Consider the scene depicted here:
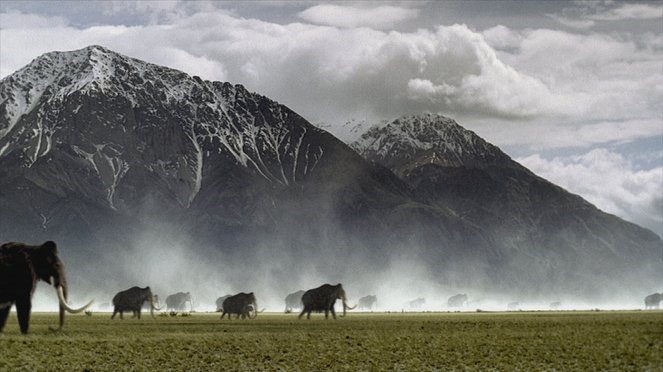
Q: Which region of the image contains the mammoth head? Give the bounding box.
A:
[30,241,94,330]
[33,241,66,287]
[335,284,345,300]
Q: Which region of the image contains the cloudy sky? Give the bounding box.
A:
[1,0,662,235]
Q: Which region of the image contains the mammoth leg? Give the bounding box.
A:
[111,309,117,319]
[16,296,32,334]
[120,311,124,320]
[324,309,329,319]
[137,309,141,320]
[0,304,11,333]
[220,311,227,320]
[298,307,306,319]
[330,306,336,320]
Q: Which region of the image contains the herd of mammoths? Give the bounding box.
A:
[1,241,662,334]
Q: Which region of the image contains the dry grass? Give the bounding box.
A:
[1,311,661,370]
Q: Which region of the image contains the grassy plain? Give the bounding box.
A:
[1,311,661,371]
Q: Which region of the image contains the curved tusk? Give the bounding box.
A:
[57,286,94,313]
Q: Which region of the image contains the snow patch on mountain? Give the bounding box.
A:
[0,45,326,209]
[352,113,511,170]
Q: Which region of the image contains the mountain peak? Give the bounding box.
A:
[352,113,511,176]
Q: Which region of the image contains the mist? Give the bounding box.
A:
[28,222,659,314]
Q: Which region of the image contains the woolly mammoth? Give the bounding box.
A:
[0,241,94,334]
[358,295,377,310]
[166,292,193,312]
[220,292,258,320]
[644,293,662,309]
[299,283,356,320]
[216,294,232,312]
[111,286,161,319]
[448,294,468,308]
[284,290,305,313]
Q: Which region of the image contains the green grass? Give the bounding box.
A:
[1,311,661,370]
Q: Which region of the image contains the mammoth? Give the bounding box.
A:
[0,241,94,334]
[644,293,662,309]
[284,290,305,313]
[220,292,258,320]
[299,283,356,320]
[358,295,378,311]
[549,301,562,310]
[448,294,468,308]
[111,286,161,319]
[166,292,193,312]
[216,294,232,312]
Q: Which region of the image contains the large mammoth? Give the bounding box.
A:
[0,241,94,334]
[284,290,305,313]
[166,292,193,312]
[216,294,232,312]
[220,292,258,320]
[111,286,161,319]
[644,293,662,309]
[448,294,468,308]
[299,283,356,319]
[358,295,378,310]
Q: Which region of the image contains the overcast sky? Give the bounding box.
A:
[1,0,661,235]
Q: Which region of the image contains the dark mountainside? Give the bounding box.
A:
[0,46,660,302]
[352,115,662,297]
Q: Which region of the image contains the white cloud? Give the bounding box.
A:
[549,2,663,28]
[0,8,661,149]
[546,14,595,29]
[0,10,69,29]
[588,3,663,21]
[297,4,419,29]
[518,149,663,236]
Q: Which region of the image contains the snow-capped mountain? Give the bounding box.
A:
[1,45,330,211]
[353,114,662,296]
[1,46,660,299]
[352,113,513,175]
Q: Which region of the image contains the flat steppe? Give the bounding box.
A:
[1,311,661,370]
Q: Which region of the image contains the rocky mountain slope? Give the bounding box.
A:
[353,114,662,297]
[1,46,659,299]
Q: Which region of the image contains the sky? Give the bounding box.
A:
[0,0,662,236]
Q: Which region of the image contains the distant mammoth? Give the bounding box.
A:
[216,294,232,312]
[220,292,258,320]
[166,292,193,312]
[644,293,662,309]
[408,298,426,309]
[549,302,562,310]
[448,294,468,308]
[0,241,94,334]
[358,295,378,310]
[299,283,356,319]
[112,286,161,319]
[284,290,305,313]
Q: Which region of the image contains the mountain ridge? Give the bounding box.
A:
[1,46,660,300]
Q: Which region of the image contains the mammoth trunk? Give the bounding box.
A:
[150,297,161,317]
[57,285,67,330]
